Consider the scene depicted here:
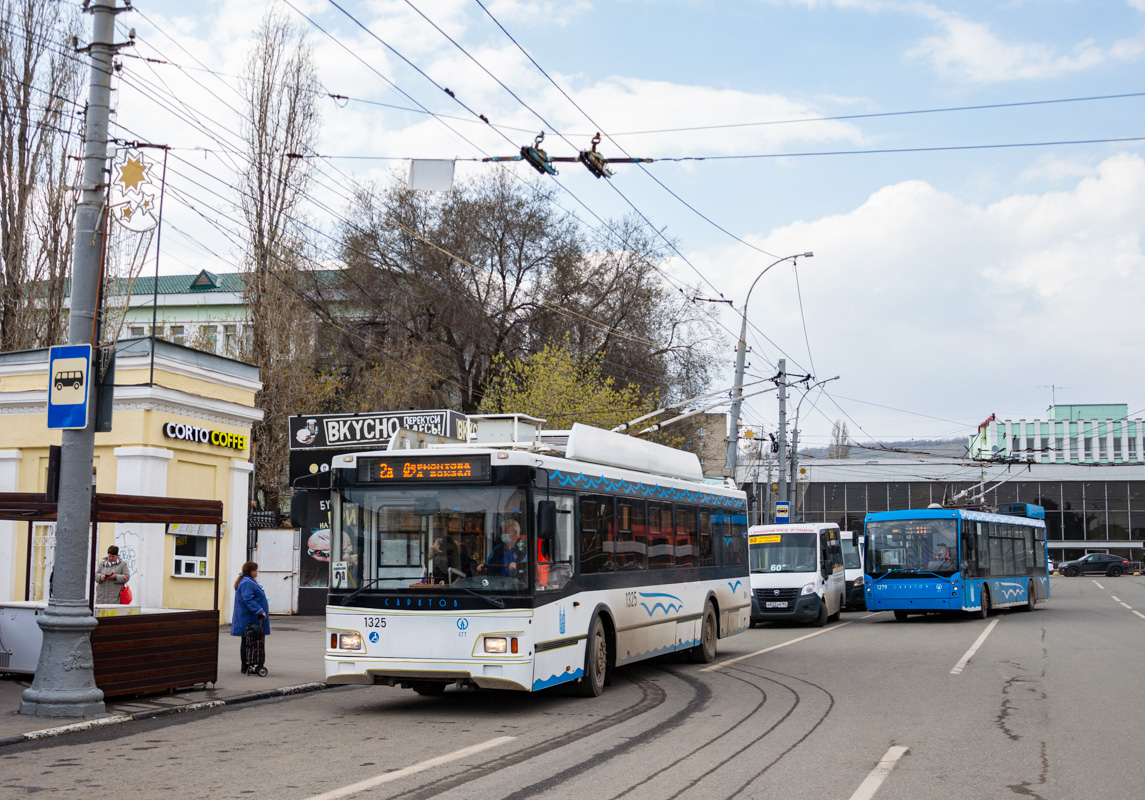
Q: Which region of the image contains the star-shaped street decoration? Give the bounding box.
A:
[117,155,149,192]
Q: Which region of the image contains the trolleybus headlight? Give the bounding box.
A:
[339,632,363,651]
[800,583,816,595]
[484,637,508,654]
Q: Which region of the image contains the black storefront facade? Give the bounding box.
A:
[287,410,469,613]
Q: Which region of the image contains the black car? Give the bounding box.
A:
[1057,553,1130,577]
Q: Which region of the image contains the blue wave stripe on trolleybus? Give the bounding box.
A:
[533,668,585,690]
[547,470,746,509]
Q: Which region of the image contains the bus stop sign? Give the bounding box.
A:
[48,344,92,429]
[774,501,790,523]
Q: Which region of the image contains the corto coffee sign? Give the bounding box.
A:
[288,410,467,450]
[164,421,249,451]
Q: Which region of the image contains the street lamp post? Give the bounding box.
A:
[788,375,840,520]
[725,252,813,481]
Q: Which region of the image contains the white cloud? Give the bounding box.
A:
[694,153,1145,439]
[906,11,1144,82]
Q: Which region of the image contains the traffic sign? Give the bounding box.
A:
[47,344,92,429]
[774,501,790,523]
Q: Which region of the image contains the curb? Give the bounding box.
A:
[0,682,329,748]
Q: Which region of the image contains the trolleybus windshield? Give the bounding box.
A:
[336,485,530,594]
[866,518,958,576]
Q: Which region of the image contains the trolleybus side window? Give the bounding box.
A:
[647,503,674,569]
[536,493,575,591]
[697,509,716,567]
[676,506,698,567]
[617,500,648,571]
[579,495,616,574]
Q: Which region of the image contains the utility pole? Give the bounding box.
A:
[776,359,787,520]
[21,0,120,718]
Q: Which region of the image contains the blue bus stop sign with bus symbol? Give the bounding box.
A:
[774,501,790,523]
[48,344,92,429]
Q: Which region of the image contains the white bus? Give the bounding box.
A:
[748,523,845,627]
[840,530,865,610]
[302,420,750,697]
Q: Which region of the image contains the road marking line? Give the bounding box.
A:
[951,618,1000,675]
[1120,603,1133,610]
[847,745,910,800]
[861,611,885,619]
[1093,581,1105,589]
[1134,611,1145,620]
[1112,596,1121,602]
[302,736,516,800]
[702,622,854,672]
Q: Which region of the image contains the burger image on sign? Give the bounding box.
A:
[306,530,354,563]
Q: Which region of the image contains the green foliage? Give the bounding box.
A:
[479,340,658,432]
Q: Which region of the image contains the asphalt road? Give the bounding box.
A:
[3,575,1142,800]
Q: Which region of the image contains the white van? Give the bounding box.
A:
[840,530,865,610]
[748,523,845,627]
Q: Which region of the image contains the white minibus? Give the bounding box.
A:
[840,530,865,610]
[748,523,845,627]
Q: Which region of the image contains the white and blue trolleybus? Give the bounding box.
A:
[309,419,750,696]
[863,503,1050,620]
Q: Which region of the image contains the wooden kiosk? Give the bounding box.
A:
[1,492,223,698]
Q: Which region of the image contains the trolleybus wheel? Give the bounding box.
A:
[687,602,718,664]
[577,616,608,697]
[893,610,909,621]
[976,589,991,620]
[411,681,446,696]
[1024,584,1038,612]
[813,599,829,627]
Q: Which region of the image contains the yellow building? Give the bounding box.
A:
[0,337,262,623]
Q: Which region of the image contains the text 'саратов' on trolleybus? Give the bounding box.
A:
[294,415,751,697]
[863,502,1050,621]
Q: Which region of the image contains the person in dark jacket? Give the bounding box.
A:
[230,561,269,673]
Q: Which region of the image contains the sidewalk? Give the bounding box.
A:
[0,614,328,744]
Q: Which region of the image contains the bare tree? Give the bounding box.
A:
[828,420,851,459]
[238,7,321,510]
[0,0,82,350]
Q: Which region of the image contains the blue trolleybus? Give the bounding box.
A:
[863,504,1050,620]
[303,419,751,697]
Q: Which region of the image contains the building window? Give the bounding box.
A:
[1113,437,1122,459]
[171,325,185,345]
[129,326,145,337]
[699,427,707,436]
[152,325,165,340]
[202,325,218,353]
[173,535,210,577]
[224,324,237,354]
[1056,438,1065,461]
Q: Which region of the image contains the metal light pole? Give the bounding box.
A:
[788,375,840,520]
[20,0,120,718]
[724,252,813,481]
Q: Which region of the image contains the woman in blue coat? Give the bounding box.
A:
[231,561,269,673]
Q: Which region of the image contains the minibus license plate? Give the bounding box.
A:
[766,601,788,608]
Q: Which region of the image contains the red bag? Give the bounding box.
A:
[119,583,133,605]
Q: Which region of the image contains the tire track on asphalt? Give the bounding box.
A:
[493,667,712,800]
[605,665,770,800]
[677,663,835,800]
[393,672,669,800]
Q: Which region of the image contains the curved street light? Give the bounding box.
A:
[724,252,813,479]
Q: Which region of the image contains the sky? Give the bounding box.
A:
[106,0,1145,452]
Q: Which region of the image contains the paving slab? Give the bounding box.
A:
[0,613,328,744]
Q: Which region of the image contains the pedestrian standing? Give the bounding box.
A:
[230,561,270,674]
[95,545,130,604]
